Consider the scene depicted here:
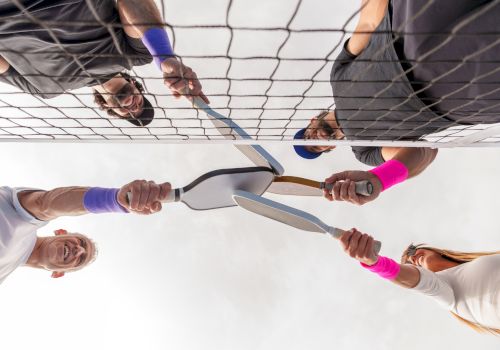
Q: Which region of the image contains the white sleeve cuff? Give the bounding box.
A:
[11,187,48,226]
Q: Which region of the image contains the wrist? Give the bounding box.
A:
[360,256,400,280]
[368,159,408,191]
[83,188,128,214]
[141,28,174,69]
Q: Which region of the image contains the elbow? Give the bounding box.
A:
[407,147,438,178]
[31,192,56,221]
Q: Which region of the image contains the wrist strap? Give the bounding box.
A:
[369,159,408,191]
[141,28,175,69]
[361,256,400,280]
[83,188,128,214]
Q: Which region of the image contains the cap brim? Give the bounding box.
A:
[293,128,323,160]
[125,97,155,127]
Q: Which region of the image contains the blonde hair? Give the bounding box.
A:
[401,244,500,336]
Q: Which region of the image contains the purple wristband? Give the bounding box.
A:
[369,159,408,191]
[141,28,174,69]
[361,256,400,280]
[83,188,128,214]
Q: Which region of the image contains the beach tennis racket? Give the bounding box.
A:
[267,176,373,197]
[233,190,381,254]
[192,97,285,175]
[128,166,274,210]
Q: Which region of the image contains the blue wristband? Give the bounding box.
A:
[83,188,128,214]
[141,28,175,69]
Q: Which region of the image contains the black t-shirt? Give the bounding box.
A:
[0,0,152,98]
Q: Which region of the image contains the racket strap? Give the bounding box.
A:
[142,28,175,69]
[369,159,408,191]
[83,188,128,214]
[361,256,400,280]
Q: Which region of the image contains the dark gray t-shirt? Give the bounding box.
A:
[331,0,500,166]
[0,0,152,98]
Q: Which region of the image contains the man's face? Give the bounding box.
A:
[105,81,145,118]
[37,233,96,273]
[303,113,338,153]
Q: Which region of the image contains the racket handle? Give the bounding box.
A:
[322,180,373,196]
[329,228,382,255]
[126,188,178,204]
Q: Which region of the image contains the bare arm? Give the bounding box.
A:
[116,0,164,39]
[340,228,421,288]
[17,180,172,221]
[347,0,389,56]
[0,55,11,74]
[381,147,438,178]
[17,187,88,221]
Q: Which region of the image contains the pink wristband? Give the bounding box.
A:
[369,159,408,191]
[361,256,400,280]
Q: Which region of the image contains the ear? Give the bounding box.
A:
[54,229,67,236]
[51,271,65,278]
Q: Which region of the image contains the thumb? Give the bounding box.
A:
[324,171,350,184]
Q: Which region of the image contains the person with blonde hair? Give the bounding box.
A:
[339,228,500,334]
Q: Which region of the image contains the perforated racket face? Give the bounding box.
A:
[267,176,323,196]
[232,190,329,233]
[181,167,274,210]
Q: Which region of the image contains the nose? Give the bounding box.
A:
[74,244,85,259]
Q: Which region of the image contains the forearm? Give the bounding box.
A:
[348,0,388,55]
[392,264,421,288]
[381,147,438,178]
[116,0,164,38]
[0,55,11,74]
[18,187,89,221]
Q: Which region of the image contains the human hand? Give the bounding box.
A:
[117,180,171,215]
[339,228,379,266]
[324,170,382,205]
[161,57,209,103]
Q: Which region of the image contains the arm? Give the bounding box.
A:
[17,180,171,221]
[116,0,209,103]
[0,55,10,74]
[340,229,456,308]
[339,228,421,288]
[116,0,163,39]
[381,146,438,178]
[347,0,389,56]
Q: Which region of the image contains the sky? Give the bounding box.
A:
[0,1,499,350]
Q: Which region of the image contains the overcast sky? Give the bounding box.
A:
[0,1,499,349]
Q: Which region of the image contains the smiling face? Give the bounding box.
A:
[302,111,342,154]
[105,81,145,118]
[36,233,97,273]
[406,248,459,272]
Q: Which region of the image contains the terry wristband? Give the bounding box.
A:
[361,256,400,280]
[141,28,175,69]
[83,188,128,214]
[369,159,408,191]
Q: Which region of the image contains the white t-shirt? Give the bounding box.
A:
[413,255,500,329]
[0,187,47,284]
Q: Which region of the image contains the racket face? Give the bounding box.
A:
[182,167,274,210]
[232,190,328,233]
[267,176,323,196]
[193,98,284,175]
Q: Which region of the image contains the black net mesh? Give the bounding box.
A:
[0,0,499,146]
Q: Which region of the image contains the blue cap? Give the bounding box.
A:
[293,128,322,160]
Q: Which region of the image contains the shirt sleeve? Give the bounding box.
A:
[0,66,43,96]
[351,146,385,166]
[11,188,48,227]
[411,266,456,310]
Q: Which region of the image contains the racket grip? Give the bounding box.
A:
[126,189,177,204]
[323,180,373,196]
[329,228,382,255]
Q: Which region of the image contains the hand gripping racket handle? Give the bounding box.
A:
[126,188,178,205]
[330,227,382,255]
[321,180,373,197]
